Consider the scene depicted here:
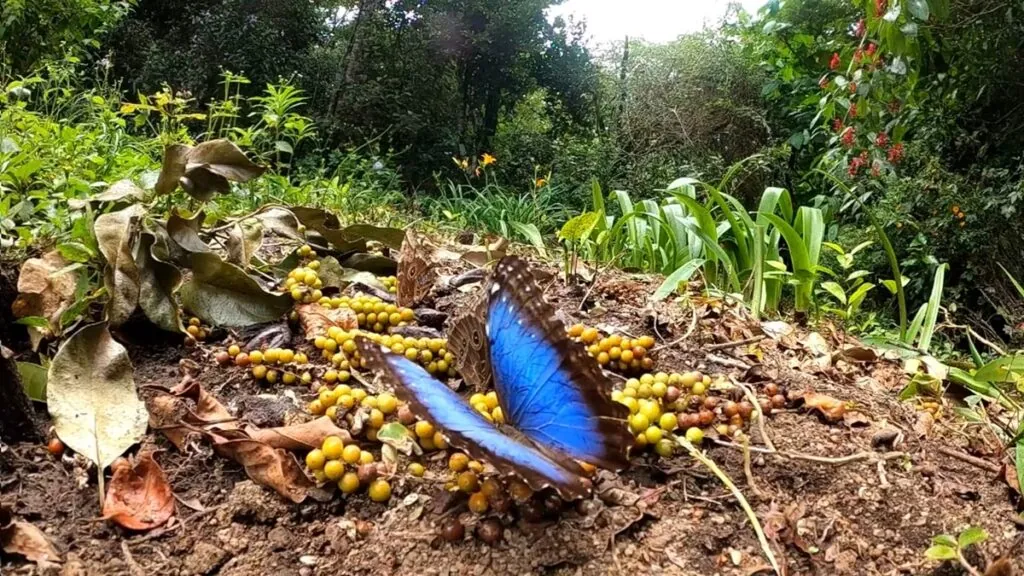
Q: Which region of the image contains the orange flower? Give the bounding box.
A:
[535,177,547,188]
[951,205,960,214]
[480,153,496,166]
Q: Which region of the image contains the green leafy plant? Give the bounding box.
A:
[924,526,987,576]
[818,240,876,323]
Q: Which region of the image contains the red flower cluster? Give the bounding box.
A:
[833,118,844,132]
[830,53,841,70]
[849,82,858,94]
[848,152,869,176]
[888,142,904,163]
[854,48,864,62]
[854,19,866,38]
[849,102,858,118]
[875,132,888,148]
[866,43,877,57]
[841,126,856,148]
[875,0,887,16]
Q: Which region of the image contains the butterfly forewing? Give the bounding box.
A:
[447,292,492,391]
[397,231,437,308]
[486,256,633,471]
[355,337,592,500]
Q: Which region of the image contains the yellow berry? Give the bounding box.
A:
[308,399,324,415]
[377,393,398,414]
[324,459,344,481]
[339,472,360,494]
[305,449,326,470]
[449,453,469,472]
[468,492,489,514]
[228,345,241,357]
[685,427,704,444]
[368,479,391,502]
[359,450,374,465]
[629,413,649,433]
[249,350,264,365]
[252,365,268,380]
[322,436,345,460]
[369,409,385,429]
[659,413,678,432]
[342,444,361,464]
[415,421,435,439]
[408,462,425,477]
[644,426,664,445]
[432,431,448,450]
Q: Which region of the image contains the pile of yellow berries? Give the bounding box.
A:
[283,249,324,303]
[568,325,657,374]
[185,317,209,341]
[346,294,416,333]
[219,343,312,385]
[381,276,398,294]
[468,391,504,424]
[363,332,457,377]
[445,452,515,516]
[304,435,391,502]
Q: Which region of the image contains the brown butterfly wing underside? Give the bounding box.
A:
[488,256,634,472]
[447,291,492,392]
[396,231,437,308]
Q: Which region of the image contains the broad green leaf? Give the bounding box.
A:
[16,361,47,402]
[931,534,957,548]
[15,316,51,329]
[653,259,705,301]
[510,222,547,258]
[998,263,1024,300]
[820,281,847,304]
[973,353,1024,383]
[923,545,957,561]
[95,204,146,326]
[559,212,601,242]
[56,241,96,263]
[957,526,987,548]
[342,224,406,250]
[179,253,292,327]
[48,322,147,469]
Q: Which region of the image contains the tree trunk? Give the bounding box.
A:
[0,343,41,443]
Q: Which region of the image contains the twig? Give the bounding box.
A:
[676,437,781,575]
[733,378,776,452]
[651,298,699,352]
[957,550,984,576]
[711,440,908,466]
[740,434,765,499]
[876,460,890,489]
[707,335,764,352]
[706,353,752,370]
[935,445,1002,474]
[121,541,147,576]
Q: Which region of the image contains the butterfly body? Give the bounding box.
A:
[361,256,630,499]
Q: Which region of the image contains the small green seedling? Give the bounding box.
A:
[925,526,987,575]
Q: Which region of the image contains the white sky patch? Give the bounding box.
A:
[548,0,766,46]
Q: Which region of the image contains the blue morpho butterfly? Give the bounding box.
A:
[356,256,633,499]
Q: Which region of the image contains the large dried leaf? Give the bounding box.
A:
[343,224,406,250]
[296,303,358,341]
[166,211,211,255]
[156,140,265,200]
[136,232,183,333]
[146,377,237,450]
[210,430,312,503]
[340,253,397,275]
[291,207,367,253]
[0,518,61,566]
[47,322,147,469]
[317,256,384,290]
[102,451,174,530]
[68,179,147,210]
[254,206,304,240]
[155,144,190,196]
[247,417,352,451]
[95,204,146,325]
[226,218,264,268]
[11,250,77,337]
[179,252,291,327]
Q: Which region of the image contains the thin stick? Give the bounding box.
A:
[733,378,776,452]
[651,298,699,352]
[706,353,751,370]
[740,434,765,499]
[676,437,781,575]
[706,335,764,352]
[935,446,1002,474]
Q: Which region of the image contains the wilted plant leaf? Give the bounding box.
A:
[209,430,312,503]
[95,204,146,326]
[136,232,184,333]
[296,303,358,341]
[0,517,61,566]
[340,253,397,275]
[317,256,384,290]
[376,422,422,456]
[166,210,211,255]
[179,252,291,327]
[290,206,367,252]
[102,451,174,530]
[12,250,77,340]
[342,224,406,250]
[69,179,147,209]
[247,417,353,451]
[254,206,304,241]
[155,144,190,196]
[156,140,265,200]
[47,322,147,469]
[226,218,264,268]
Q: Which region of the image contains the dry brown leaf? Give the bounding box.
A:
[171,377,236,429]
[102,451,174,530]
[210,430,312,503]
[802,391,848,422]
[147,377,238,450]
[12,250,78,344]
[296,303,357,341]
[0,518,61,566]
[984,558,1014,576]
[246,417,352,451]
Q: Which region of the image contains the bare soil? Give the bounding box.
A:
[2,261,1021,576]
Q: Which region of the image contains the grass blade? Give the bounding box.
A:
[653,259,706,301]
[917,263,947,353]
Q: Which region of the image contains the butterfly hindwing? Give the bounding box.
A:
[486,256,632,471]
[397,231,437,308]
[355,337,592,499]
[447,291,492,391]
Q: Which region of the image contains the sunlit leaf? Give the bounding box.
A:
[179,252,291,326]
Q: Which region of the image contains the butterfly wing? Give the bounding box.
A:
[447,291,492,391]
[397,231,437,308]
[356,337,592,499]
[486,256,633,471]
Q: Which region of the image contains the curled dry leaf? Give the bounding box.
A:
[0,516,61,566]
[136,232,184,333]
[291,206,367,253]
[317,256,385,291]
[179,252,292,327]
[166,210,211,255]
[801,391,848,423]
[247,417,352,451]
[296,303,358,341]
[47,322,147,469]
[210,430,312,503]
[95,204,146,326]
[226,218,264,268]
[156,140,265,200]
[12,250,78,342]
[102,451,174,530]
